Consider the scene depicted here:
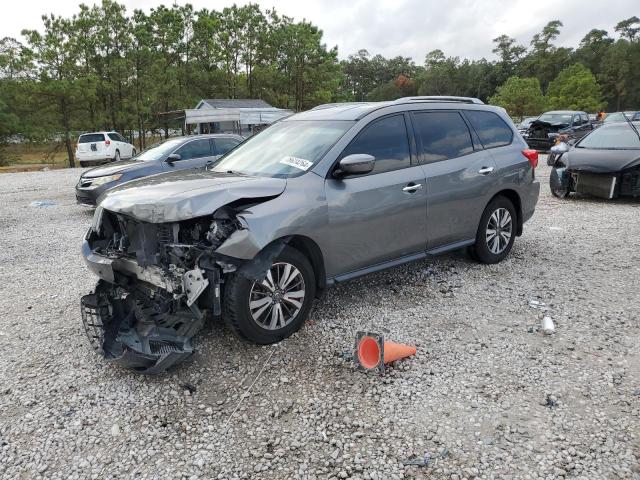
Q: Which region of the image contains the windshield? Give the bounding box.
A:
[211,120,353,177]
[576,125,640,150]
[538,113,572,124]
[136,138,185,162]
[603,112,635,124]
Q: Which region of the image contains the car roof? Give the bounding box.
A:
[543,110,586,115]
[286,97,494,122]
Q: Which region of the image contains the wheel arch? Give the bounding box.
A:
[285,235,327,296]
[488,189,523,236]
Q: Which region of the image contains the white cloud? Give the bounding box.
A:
[3,0,638,63]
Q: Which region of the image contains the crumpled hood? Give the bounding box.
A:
[82,159,145,178]
[528,119,569,133]
[99,169,287,223]
[566,148,640,173]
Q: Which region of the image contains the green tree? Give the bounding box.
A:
[22,14,92,167]
[492,35,525,85]
[615,16,640,42]
[488,76,545,119]
[546,63,604,112]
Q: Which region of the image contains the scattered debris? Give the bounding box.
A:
[110,424,121,436]
[544,394,559,409]
[549,226,564,231]
[542,316,555,335]
[29,200,57,208]
[528,299,547,309]
[180,382,197,394]
[403,452,430,467]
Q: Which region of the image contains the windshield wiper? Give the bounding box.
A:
[225,169,247,176]
[623,114,640,143]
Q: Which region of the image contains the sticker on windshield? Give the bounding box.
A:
[280,156,313,171]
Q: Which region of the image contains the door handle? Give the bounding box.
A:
[402,183,423,193]
[478,166,494,175]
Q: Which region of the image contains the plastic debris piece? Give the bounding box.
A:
[403,452,430,467]
[528,299,546,309]
[542,316,555,335]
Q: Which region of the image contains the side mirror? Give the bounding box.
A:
[334,154,375,178]
[166,153,181,164]
[550,142,569,155]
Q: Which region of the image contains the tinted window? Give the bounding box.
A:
[176,139,212,160]
[214,137,241,155]
[79,134,105,143]
[412,111,473,162]
[465,110,513,148]
[341,115,410,174]
[580,114,589,124]
[107,133,120,142]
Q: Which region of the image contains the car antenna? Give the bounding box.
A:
[623,112,640,142]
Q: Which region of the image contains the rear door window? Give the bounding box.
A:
[107,133,120,142]
[340,114,411,175]
[175,139,212,160]
[79,134,105,143]
[214,137,241,156]
[465,110,513,149]
[412,111,474,163]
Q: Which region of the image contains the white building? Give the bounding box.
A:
[185,99,293,136]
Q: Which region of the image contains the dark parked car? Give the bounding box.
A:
[75,134,243,205]
[525,110,593,151]
[549,121,640,199]
[80,96,540,373]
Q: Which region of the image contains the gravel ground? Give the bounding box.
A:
[0,161,639,480]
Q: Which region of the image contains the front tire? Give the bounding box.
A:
[223,246,316,344]
[550,167,570,198]
[471,196,517,264]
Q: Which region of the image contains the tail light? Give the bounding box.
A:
[522,149,538,168]
[105,139,111,146]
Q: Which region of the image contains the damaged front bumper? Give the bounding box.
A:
[80,205,285,373]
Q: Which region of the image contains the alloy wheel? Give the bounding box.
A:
[486,208,513,255]
[249,262,305,330]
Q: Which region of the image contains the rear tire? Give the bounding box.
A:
[80,161,88,168]
[113,150,120,162]
[223,246,316,344]
[131,148,137,157]
[471,196,517,264]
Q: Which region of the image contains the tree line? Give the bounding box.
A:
[0,1,638,167]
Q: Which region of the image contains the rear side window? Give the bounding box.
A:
[214,137,241,155]
[175,139,212,160]
[465,110,513,149]
[412,111,473,162]
[107,133,120,141]
[340,114,410,175]
[79,134,105,143]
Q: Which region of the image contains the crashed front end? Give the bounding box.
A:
[81,205,250,373]
[525,120,570,151]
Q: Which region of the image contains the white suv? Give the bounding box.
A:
[76,132,136,167]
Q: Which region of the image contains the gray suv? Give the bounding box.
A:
[81,96,540,373]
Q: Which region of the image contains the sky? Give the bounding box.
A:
[2,0,638,61]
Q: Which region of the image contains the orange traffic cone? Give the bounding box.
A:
[354,331,417,372]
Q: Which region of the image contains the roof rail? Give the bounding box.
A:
[393,96,485,105]
[310,102,369,111]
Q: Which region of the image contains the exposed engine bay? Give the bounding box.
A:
[81,204,281,373]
